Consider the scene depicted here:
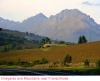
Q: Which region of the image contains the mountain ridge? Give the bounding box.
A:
[0,9,100,42]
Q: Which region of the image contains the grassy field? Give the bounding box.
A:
[0,41,100,68]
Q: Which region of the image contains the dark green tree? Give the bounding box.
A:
[44,37,51,44]
[0,28,2,31]
[40,37,51,47]
[3,45,9,52]
[82,35,87,43]
[78,35,87,44]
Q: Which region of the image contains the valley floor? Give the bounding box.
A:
[0,42,100,75]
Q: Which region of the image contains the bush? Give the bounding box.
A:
[2,46,9,52]
[33,58,48,65]
[0,58,48,67]
[40,58,48,64]
[15,59,33,67]
[0,61,15,66]
[0,61,7,65]
[52,61,59,67]
[84,59,90,67]
[6,61,15,66]
[33,60,41,65]
[96,60,100,68]
[63,54,72,66]
[18,61,32,67]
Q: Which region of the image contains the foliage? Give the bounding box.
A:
[84,59,90,67]
[63,54,72,66]
[33,58,48,65]
[40,58,48,64]
[0,31,38,51]
[96,60,100,67]
[78,35,87,44]
[40,37,51,47]
[58,41,66,44]
[0,28,2,31]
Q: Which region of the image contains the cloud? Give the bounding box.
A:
[82,1,100,6]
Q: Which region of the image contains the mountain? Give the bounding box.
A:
[0,9,100,42]
[20,13,48,33]
[37,9,100,42]
[0,17,20,30]
[0,13,48,32]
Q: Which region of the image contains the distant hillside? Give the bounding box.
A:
[0,28,45,51]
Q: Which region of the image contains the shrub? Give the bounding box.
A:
[33,60,41,65]
[96,60,100,68]
[2,46,9,52]
[6,61,15,66]
[0,61,7,65]
[63,54,72,66]
[84,59,90,67]
[52,61,59,67]
[0,61,15,66]
[33,58,48,65]
[16,59,32,67]
[40,58,48,64]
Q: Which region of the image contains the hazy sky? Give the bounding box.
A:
[0,0,100,23]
